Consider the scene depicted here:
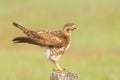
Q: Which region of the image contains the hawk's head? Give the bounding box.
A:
[62,23,76,37]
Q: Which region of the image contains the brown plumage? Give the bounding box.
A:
[12,22,76,71]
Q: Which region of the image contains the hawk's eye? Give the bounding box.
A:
[66,28,70,32]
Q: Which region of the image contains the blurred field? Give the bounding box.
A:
[0,0,120,80]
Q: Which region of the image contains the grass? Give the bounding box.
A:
[0,0,120,80]
[0,50,120,80]
[0,50,50,80]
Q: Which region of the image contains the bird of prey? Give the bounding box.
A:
[12,22,76,71]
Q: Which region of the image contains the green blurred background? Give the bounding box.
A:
[0,0,120,80]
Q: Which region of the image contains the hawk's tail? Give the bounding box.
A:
[13,22,33,36]
[12,37,39,45]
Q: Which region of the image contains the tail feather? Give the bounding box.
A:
[13,22,28,32]
[13,22,33,36]
[12,37,39,45]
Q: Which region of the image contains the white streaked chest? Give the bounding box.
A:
[45,47,51,59]
[44,44,70,61]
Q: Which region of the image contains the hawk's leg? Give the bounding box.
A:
[52,61,63,71]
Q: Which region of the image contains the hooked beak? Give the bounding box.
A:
[74,27,76,29]
[73,27,76,30]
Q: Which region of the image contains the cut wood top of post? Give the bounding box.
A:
[50,70,79,80]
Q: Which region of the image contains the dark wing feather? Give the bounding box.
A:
[12,37,44,46]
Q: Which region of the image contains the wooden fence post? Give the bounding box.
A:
[50,70,79,80]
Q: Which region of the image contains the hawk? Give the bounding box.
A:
[12,22,76,71]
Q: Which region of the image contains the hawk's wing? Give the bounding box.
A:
[30,30,69,47]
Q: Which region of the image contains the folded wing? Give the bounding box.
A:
[30,30,69,47]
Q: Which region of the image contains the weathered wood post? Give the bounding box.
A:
[50,70,79,80]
